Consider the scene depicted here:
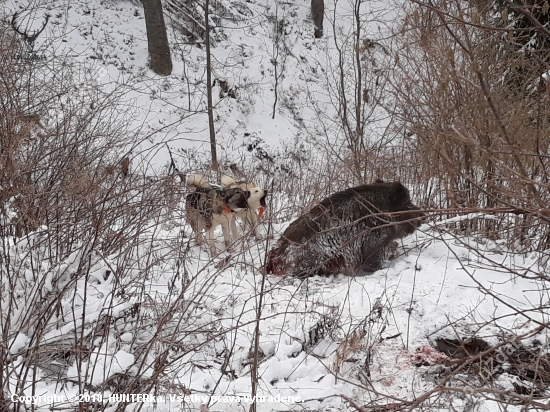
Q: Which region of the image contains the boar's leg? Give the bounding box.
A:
[355,248,384,274]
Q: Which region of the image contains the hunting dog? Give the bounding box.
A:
[186,174,250,254]
[266,180,424,277]
[221,175,268,240]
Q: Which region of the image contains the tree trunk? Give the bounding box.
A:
[311,0,324,38]
[205,0,218,170]
[143,0,172,75]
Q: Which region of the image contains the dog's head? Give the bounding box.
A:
[248,187,268,209]
[223,188,250,212]
[225,179,268,211]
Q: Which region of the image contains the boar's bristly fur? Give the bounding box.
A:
[265,181,424,277]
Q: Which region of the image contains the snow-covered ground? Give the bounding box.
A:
[5,217,549,411]
[2,0,549,411]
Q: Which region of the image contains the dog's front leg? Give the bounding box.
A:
[229,214,239,241]
[221,218,233,251]
[249,209,261,240]
[206,228,217,255]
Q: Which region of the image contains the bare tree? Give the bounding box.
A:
[204,0,218,170]
[391,0,550,246]
[143,0,173,75]
[269,2,290,119]
[304,0,394,183]
[312,0,325,38]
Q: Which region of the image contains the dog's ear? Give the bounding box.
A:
[244,190,251,198]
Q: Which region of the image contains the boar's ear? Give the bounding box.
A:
[374,178,385,184]
[245,190,251,198]
[389,182,411,208]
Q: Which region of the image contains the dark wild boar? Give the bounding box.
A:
[266,180,424,277]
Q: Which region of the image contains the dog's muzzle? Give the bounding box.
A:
[260,192,267,208]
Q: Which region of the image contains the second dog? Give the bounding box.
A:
[186,174,250,254]
[221,175,268,240]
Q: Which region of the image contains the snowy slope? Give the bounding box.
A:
[6,219,548,411]
[2,0,549,411]
[5,0,396,171]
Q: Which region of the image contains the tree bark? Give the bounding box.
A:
[205,0,218,170]
[143,0,173,75]
[312,0,324,38]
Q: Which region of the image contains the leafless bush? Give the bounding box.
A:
[391,0,550,251]
[0,18,190,410]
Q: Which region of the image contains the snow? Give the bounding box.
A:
[1,0,549,410]
[9,333,30,354]
[67,348,135,386]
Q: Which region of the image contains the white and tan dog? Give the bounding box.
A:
[221,175,268,240]
[186,174,250,254]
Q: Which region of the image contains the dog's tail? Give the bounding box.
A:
[187,173,212,188]
[221,174,237,187]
